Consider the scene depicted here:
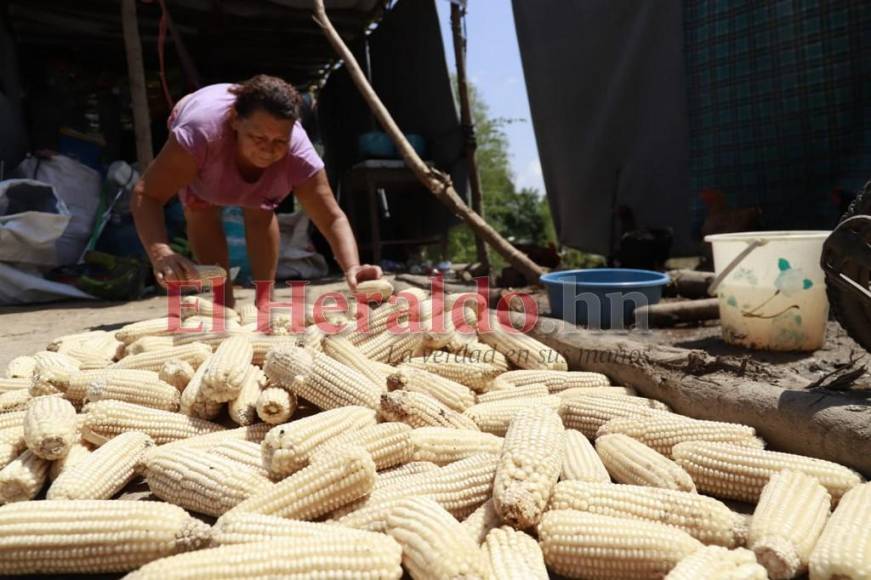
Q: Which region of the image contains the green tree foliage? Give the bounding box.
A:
[447,82,555,265]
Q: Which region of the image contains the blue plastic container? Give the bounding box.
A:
[540,269,670,329]
[357,131,427,159]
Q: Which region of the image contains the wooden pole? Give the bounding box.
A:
[450,3,490,274]
[121,0,154,169]
[312,0,544,284]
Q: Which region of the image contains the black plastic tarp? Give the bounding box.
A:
[512,0,692,256]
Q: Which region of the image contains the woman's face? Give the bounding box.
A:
[231,109,294,169]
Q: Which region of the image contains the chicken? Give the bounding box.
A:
[699,188,763,238]
[610,205,673,271]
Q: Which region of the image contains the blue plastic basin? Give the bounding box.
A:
[540,269,670,329]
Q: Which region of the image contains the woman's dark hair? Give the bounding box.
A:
[229,75,302,121]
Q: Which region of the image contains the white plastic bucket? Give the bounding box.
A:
[705,231,830,351]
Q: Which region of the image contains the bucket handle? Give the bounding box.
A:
[707,239,768,296]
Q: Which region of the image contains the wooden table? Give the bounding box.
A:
[344,159,446,264]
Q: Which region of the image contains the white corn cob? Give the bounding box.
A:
[749,470,831,579]
[172,330,237,350]
[0,377,30,393]
[48,431,153,500]
[484,526,549,580]
[66,369,163,404]
[550,480,749,548]
[559,394,666,438]
[145,445,273,517]
[355,278,394,301]
[403,355,505,392]
[47,330,109,352]
[204,439,270,478]
[347,288,428,344]
[127,335,175,356]
[596,433,697,492]
[30,351,81,396]
[179,355,222,420]
[23,395,77,460]
[245,335,300,365]
[163,263,227,282]
[322,335,389,389]
[5,355,35,379]
[672,441,864,503]
[559,385,638,398]
[357,330,426,364]
[256,386,296,424]
[0,449,48,503]
[337,452,498,532]
[81,400,224,445]
[48,440,93,480]
[387,366,476,412]
[539,510,704,579]
[229,444,376,520]
[228,365,266,426]
[561,429,611,483]
[237,303,259,326]
[493,405,565,529]
[0,389,32,413]
[114,343,212,372]
[462,498,502,544]
[213,511,388,547]
[263,343,314,387]
[0,500,211,574]
[261,405,377,477]
[64,344,114,370]
[0,410,26,432]
[463,396,562,436]
[0,440,24,471]
[495,369,610,392]
[380,389,480,430]
[300,323,325,351]
[156,424,271,454]
[386,496,490,580]
[180,295,240,321]
[477,382,549,403]
[125,536,403,580]
[666,547,768,580]
[809,482,871,579]
[410,426,503,465]
[115,317,177,345]
[159,359,196,391]
[262,344,313,386]
[599,415,764,458]
[182,314,241,332]
[200,335,253,402]
[478,314,568,370]
[375,461,440,489]
[310,422,414,470]
[86,373,180,412]
[291,352,382,411]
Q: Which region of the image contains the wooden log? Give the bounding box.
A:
[312,1,544,284]
[450,3,490,274]
[121,0,153,169]
[664,270,716,299]
[635,298,720,328]
[523,315,871,477]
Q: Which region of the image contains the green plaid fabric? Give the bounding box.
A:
[684,0,871,232]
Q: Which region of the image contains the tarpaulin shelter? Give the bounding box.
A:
[513,0,870,256]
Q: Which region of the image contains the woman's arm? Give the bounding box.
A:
[294,169,382,289]
[131,135,200,286]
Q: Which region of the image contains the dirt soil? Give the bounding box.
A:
[1,279,869,395]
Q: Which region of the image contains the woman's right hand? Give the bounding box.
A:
[150,245,199,289]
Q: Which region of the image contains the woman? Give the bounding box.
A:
[131,75,381,308]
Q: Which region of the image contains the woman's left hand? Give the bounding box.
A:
[345,264,383,291]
